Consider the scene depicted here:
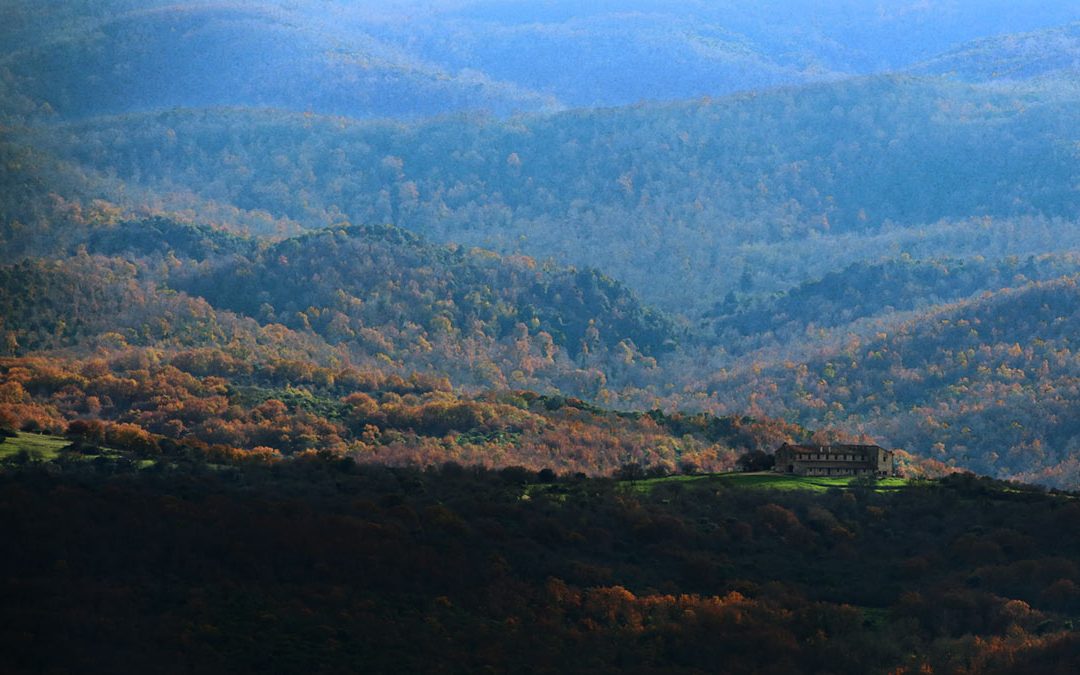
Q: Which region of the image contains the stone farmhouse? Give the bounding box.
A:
[773,443,895,477]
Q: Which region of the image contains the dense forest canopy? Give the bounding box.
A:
[13,75,1079,315]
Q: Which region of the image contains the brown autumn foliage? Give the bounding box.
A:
[0,349,822,476]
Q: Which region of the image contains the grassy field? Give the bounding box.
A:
[0,432,154,467]
[626,472,911,494]
[0,432,72,461]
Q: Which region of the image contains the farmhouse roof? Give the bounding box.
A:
[780,443,887,454]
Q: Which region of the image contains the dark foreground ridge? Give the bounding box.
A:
[1,454,1078,674]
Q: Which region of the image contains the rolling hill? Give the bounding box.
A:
[911,23,1080,84]
[707,254,1080,353]
[6,0,1080,124]
[24,75,1080,314]
[705,276,1080,487]
[0,2,557,122]
[1,216,679,397]
[6,212,1077,486]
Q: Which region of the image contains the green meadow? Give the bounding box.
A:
[0,432,72,461]
[626,472,911,493]
[0,432,157,467]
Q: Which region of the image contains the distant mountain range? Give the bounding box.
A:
[4,0,1080,122]
[21,76,1080,313]
[0,2,557,121]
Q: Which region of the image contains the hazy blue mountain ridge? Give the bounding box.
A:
[6,0,1080,122]
[0,2,559,122]
[910,22,1080,83]
[25,75,1080,313]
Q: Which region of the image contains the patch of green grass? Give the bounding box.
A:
[0,432,72,461]
[626,472,910,494]
[624,474,716,489]
[0,432,159,469]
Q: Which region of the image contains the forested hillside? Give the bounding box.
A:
[706,277,1080,487]
[1,348,803,475]
[361,0,1080,108]
[21,75,1080,313]
[6,0,1080,120]
[0,1,557,122]
[911,23,1080,84]
[708,254,1080,352]
[0,235,797,476]
[1,217,678,398]
[4,215,1076,485]
[3,81,1080,484]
